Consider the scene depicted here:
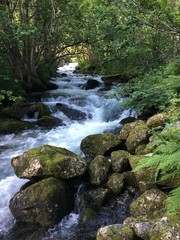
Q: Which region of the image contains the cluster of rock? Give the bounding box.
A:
[0,100,89,134]
[9,112,180,238]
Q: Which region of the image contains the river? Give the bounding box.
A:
[0,63,136,239]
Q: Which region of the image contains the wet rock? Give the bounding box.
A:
[80,133,121,157]
[107,173,125,194]
[0,118,33,134]
[9,177,73,227]
[147,112,169,129]
[27,103,51,119]
[11,144,87,180]
[56,103,86,120]
[126,124,149,154]
[37,116,64,127]
[79,207,98,225]
[119,120,145,140]
[130,189,166,218]
[82,79,100,90]
[89,155,111,185]
[111,150,130,173]
[96,224,134,240]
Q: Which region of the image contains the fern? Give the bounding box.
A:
[166,187,180,213]
[133,124,180,213]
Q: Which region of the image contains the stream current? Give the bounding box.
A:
[0,63,136,239]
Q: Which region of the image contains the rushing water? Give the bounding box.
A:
[0,63,136,239]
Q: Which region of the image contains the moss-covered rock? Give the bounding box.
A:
[96,224,134,240]
[11,145,87,180]
[149,214,180,240]
[111,150,130,173]
[130,189,166,218]
[37,116,64,127]
[89,155,111,185]
[1,106,27,120]
[9,177,73,227]
[128,155,156,191]
[123,216,154,239]
[80,133,121,157]
[0,118,33,134]
[27,103,51,119]
[147,113,169,129]
[119,120,145,140]
[79,207,98,225]
[107,173,125,194]
[126,124,149,154]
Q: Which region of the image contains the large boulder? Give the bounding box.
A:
[27,103,51,119]
[147,113,169,129]
[97,224,134,240]
[128,155,156,191]
[9,177,73,227]
[126,124,149,154]
[89,155,111,185]
[11,145,87,180]
[111,150,130,173]
[0,118,33,134]
[119,120,145,140]
[80,133,121,157]
[149,214,180,240]
[130,189,166,218]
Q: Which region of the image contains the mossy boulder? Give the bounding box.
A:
[126,124,149,154]
[80,133,121,157]
[89,155,111,185]
[119,120,145,140]
[37,116,64,127]
[9,177,73,227]
[107,173,125,194]
[128,155,156,191]
[111,150,130,173]
[147,113,169,129]
[11,145,87,180]
[0,118,33,134]
[96,224,134,240]
[27,103,51,119]
[1,106,27,120]
[149,214,180,240]
[130,189,166,218]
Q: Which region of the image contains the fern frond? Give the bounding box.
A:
[154,141,179,155]
[158,169,180,182]
[166,187,180,213]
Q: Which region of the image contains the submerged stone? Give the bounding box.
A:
[11,144,87,180]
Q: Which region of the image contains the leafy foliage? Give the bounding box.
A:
[115,59,180,116]
[134,124,180,213]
